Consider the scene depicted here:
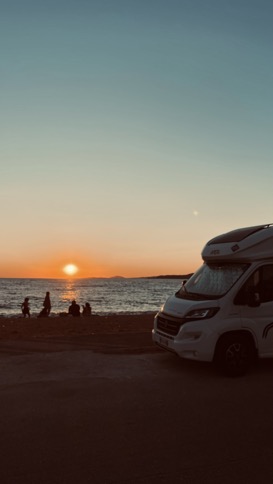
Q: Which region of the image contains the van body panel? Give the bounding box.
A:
[162,295,216,318]
[239,307,273,358]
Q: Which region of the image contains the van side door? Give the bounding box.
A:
[234,264,273,357]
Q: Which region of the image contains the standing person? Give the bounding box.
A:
[43,291,51,316]
[68,300,81,317]
[38,291,51,317]
[21,297,30,318]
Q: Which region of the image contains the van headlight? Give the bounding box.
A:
[185,307,219,320]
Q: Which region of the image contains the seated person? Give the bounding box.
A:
[68,300,81,317]
[82,302,92,317]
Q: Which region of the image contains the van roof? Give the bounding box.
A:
[207,224,272,245]
[202,224,273,262]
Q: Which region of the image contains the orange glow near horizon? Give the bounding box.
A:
[0,259,200,279]
[0,250,201,279]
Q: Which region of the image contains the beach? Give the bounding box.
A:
[0,313,158,354]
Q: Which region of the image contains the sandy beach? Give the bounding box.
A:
[0,313,158,354]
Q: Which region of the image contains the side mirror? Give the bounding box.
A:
[247,288,260,307]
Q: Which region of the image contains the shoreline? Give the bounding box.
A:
[0,311,156,319]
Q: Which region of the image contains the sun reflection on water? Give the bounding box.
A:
[60,279,80,305]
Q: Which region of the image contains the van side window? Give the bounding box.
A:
[258,265,273,303]
[234,271,258,305]
[234,265,273,305]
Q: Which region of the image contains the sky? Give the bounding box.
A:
[1,0,273,278]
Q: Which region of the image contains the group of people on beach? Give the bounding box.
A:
[68,300,92,317]
[21,292,92,318]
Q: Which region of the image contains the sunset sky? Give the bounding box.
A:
[1,0,273,278]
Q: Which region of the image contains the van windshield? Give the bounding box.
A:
[177,263,249,300]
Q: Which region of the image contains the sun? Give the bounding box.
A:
[63,264,79,276]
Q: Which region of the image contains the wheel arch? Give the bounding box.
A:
[213,330,258,362]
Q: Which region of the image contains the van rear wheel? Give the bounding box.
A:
[215,334,254,377]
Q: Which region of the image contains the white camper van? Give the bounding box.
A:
[152,223,273,375]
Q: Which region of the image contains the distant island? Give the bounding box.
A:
[109,274,193,280]
[146,274,193,280]
[83,275,193,280]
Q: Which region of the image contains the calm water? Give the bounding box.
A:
[0,278,184,317]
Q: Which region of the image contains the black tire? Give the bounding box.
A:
[214,334,254,377]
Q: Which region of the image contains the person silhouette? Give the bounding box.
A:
[68,300,81,317]
[82,302,92,317]
[43,291,51,316]
[21,297,30,318]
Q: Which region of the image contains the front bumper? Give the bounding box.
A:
[152,313,216,362]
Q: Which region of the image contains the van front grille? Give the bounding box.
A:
[157,314,184,336]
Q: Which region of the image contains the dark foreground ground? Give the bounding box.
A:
[0,314,157,342]
[0,315,273,484]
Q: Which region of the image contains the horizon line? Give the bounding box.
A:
[0,274,192,280]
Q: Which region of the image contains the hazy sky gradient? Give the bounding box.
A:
[1,0,273,277]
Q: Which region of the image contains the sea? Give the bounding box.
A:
[0,277,184,318]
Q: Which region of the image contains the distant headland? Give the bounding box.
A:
[110,274,193,280]
[146,274,193,280]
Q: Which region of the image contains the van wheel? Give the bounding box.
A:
[214,334,254,377]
